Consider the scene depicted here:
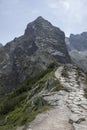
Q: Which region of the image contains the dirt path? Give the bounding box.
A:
[28,107,72,130]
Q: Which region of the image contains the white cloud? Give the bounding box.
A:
[62,1,70,10]
[46,0,87,36]
[48,0,70,11]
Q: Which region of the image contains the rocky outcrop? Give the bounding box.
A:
[0,16,71,93]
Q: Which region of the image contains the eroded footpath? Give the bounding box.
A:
[27,65,87,130]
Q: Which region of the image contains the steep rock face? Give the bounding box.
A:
[24,16,70,63]
[0,16,71,93]
[66,33,87,72]
[69,32,87,51]
[0,43,3,48]
[65,37,74,51]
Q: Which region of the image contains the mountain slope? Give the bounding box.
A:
[0,63,62,130]
[0,16,71,93]
[1,64,87,130]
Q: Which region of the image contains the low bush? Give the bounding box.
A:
[61,68,69,78]
[84,88,87,98]
[52,80,63,92]
[0,93,27,115]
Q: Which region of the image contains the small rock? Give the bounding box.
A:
[68,96,74,100]
[71,107,82,114]
[81,105,87,110]
[80,100,87,105]
[69,114,85,124]
[73,110,82,114]
[73,101,81,105]
[73,123,87,130]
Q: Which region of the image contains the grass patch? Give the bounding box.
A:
[52,79,63,92]
[85,74,87,84]
[0,97,52,130]
[0,62,57,116]
[0,62,56,130]
[76,73,80,85]
[0,92,27,115]
[84,88,87,98]
[61,67,69,78]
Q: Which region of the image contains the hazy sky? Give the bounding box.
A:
[0,0,87,44]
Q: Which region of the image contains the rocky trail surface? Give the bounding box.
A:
[27,65,87,130]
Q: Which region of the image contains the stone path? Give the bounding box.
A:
[55,65,87,130]
[27,64,87,130]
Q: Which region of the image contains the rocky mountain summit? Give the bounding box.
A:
[0,16,70,93]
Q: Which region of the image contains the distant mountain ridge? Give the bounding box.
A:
[0,43,3,48]
[69,32,87,51]
[66,32,87,71]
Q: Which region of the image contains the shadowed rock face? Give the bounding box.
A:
[0,16,71,93]
[66,32,87,72]
[0,43,3,48]
[69,32,87,51]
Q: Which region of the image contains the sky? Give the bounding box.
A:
[0,0,87,44]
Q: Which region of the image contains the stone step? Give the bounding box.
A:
[69,113,85,124]
[73,123,87,130]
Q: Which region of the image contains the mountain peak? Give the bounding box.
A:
[35,16,45,21]
[34,16,51,23]
[0,16,71,94]
[24,16,53,36]
[33,16,52,26]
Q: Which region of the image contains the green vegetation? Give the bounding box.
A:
[0,62,57,115]
[52,79,63,92]
[85,73,87,83]
[84,88,87,98]
[0,92,27,115]
[76,67,81,85]
[82,71,87,98]
[84,73,87,98]
[0,99,51,130]
[0,62,57,130]
[11,62,58,97]
[61,67,69,78]
[76,74,80,85]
